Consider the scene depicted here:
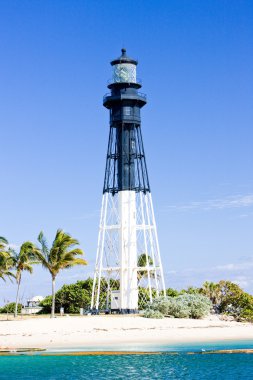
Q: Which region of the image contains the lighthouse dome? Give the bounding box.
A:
[111,48,138,66]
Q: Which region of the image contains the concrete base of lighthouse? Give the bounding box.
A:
[119,190,138,312]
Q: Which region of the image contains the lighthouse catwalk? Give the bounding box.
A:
[91,49,165,313]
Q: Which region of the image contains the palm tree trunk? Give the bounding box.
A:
[14,276,21,318]
[51,275,56,318]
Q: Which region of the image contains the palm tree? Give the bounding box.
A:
[0,237,14,282]
[37,229,87,318]
[200,281,221,311]
[12,241,40,317]
[137,253,154,282]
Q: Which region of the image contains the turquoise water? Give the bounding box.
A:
[1,341,253,380]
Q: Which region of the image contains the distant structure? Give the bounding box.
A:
[21,295,44,315]
[91,49,165,313]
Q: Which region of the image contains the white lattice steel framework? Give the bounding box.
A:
[91,191,165,311]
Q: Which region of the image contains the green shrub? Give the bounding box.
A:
[143,309,164,319]
[138,287,158,310]
[146,296,190,318]
[179,294,211,319]
[180,286,201,295]
[168,297,191,318]
[240,308,253,322]
[39,295,53,314]
[0,302,22,314]
[145,294,211,319]
[166,288,180,297]
[148,297,172,315]
[39,278,94,314]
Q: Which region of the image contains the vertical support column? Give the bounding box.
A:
[144,193,159,296]
[119,190,138,312]
[149,193,166,296]
[139,192,152,302]
[91,194,105,310]
[91,193,109,311]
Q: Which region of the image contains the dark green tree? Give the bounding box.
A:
[166,288,180,297]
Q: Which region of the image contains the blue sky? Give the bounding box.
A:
[0,0,252,304]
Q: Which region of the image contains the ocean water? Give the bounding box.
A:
[1,341,253,380]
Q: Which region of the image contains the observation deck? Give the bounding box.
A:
[103,91,147,109]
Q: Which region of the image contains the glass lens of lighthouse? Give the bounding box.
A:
[113,63,136,83]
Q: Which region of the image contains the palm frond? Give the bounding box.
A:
[38,231,49,258]
[11,241,41,283]
[0,250,15,282]
[37,229,87,277]
[0,237,8,244]
[0,271,15,281]
[67,258,87,266]
[0,237,8,251]
[32,250,51,272]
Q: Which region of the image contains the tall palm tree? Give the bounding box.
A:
[37,229,87,318]
[0,237,14,282]
[12,242,40,317]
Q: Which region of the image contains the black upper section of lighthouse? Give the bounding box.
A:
[103,49,150,195]
[110,47,138,65]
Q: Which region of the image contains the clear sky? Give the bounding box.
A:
[0,0,252,305]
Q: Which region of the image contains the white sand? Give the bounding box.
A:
[0,315,253,349]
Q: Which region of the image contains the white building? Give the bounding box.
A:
[21,295,44,315]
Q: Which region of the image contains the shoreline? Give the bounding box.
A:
[0,315,253,350]
[2,349,253,356]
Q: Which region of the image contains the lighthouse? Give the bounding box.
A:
[91,49,165,313]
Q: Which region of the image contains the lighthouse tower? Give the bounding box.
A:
[91,49,165,313]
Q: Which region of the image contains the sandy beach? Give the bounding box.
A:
[0,315,253,350]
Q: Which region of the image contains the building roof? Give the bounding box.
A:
[28,296,44,302]
[111,48,138,66]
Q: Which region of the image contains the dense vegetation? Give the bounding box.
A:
[0,302,22,314]
[0,231,86,317]
[200,280,253,322]
[1,233,253,322]
[39,279,94,314]
[143,280,253,322]
[144,294,212,319]
[37,279,253,322]
[1,272,253,322]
